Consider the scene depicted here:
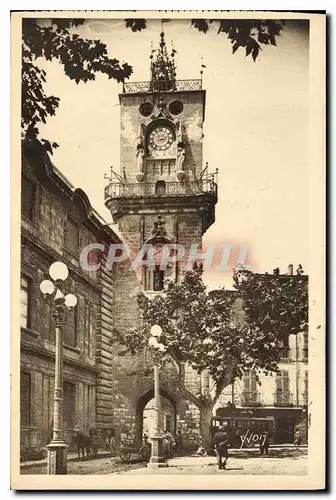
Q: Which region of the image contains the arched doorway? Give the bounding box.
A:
[135,388,177,445]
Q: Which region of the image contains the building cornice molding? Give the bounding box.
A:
[21,228,103,292]
[20,339,98,374]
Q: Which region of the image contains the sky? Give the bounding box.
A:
[38,18,310,289]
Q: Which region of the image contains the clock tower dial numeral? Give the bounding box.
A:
[148,126,174,151]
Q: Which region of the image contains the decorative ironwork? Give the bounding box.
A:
[123,79,202,94]
[149,30,177,92]
[104,179,217,201]
[122,31,202,94]
[274,391,293,406]
[242,391,260,406]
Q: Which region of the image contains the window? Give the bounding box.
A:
[243,371,258,405]
[164,415,172,433]
[21,176,36,221]
[304,371,308,393]
[65,219,79,254]
[20,371,31,426]
[84,299,95,357]
[275,370,291,405]
[20,275,31,329]
[280,336,290,358]
[155,180,166,197]
[64,306,77,347]
[139,102,153,117]
[63,381,76,429]
[169,100,184,116]
[303,331,308,359]
[144,267,165,291]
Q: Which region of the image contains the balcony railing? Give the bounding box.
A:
[104,179,217,201]
[242,391,260,406]
[122,79,202,94]
[274,391,293,406]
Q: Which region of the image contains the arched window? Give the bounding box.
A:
[155,180,166,197]
[144,266,165,292]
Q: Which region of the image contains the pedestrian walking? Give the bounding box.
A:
[212,426,229,470]
[171,433,177,456]
[175,430,184,456]
[259,431,270,455]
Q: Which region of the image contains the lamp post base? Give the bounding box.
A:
[147,435,168,469]
[46,440,69,475]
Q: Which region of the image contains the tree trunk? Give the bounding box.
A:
[199,404,214,449]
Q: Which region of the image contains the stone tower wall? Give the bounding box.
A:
[120,90,205,182]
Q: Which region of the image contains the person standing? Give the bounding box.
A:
[212,426,229,470]
[163,433,173,458]
[260,431,270,455]
[175,430,184,456]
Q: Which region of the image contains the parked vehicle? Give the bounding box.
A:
[211,416,275,449]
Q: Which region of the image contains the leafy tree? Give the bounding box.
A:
[115,262,307,445]
[233,266,308,371]
[21,18,132,153]
[126,18,284,61]
[21,18,283,154]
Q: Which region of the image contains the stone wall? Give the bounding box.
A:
[20,147,117,457]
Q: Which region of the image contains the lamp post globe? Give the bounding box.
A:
[40,279,55,295]
[64,293,78,308]
[149,336,159,347]
[49,261,69,281]
[150,324,162,338]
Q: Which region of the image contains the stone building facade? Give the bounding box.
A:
[213,270,309,444]
[20,141,121,458]
[213,329,308,443]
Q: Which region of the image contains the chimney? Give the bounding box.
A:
[273,267,280,275]
[288,264,293,275]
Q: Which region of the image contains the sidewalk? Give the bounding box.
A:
[20,450,113,471]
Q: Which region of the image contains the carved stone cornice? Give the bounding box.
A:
[20,338,98,374]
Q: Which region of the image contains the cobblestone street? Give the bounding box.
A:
[21,448,307,476]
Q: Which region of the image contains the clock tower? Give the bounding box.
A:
[105,31,217,295]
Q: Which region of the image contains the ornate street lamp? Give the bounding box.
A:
[40,261,77,475]
[147,324,168,469]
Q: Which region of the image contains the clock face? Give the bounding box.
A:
[148,127,174,151]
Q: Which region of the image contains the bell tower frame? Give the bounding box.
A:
[104,30,218,289]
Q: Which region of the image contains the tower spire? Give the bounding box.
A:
[149,27,177,92]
